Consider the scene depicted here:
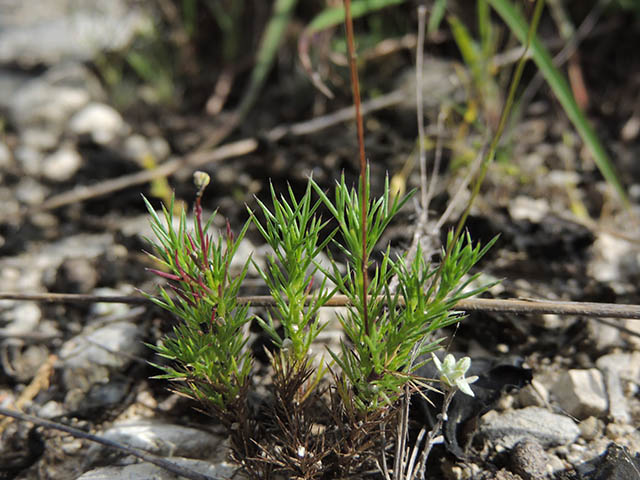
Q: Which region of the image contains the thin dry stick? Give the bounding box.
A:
[265,89,405,141]
[388,8,443,296]
[416,389,456,478]
[2,292,640,319]
[1,138,257,223]
[416,5,429,217]
[344,0,370,337]
[0,407,218,480]
[425,109,446,215]
[2,92,414,224]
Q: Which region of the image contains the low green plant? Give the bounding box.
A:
[143,167,495,478]
[142,176,252,419]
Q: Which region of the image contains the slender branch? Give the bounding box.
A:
[417,388,456,478]
[0,407,219,480]
[2,292,640,319]
[416,5,429,217]
[344,0,370,337]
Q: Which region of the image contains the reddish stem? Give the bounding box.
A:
[146,268,182,282]
[344,0,369,337]
[194,196,209,267]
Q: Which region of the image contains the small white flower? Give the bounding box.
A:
[431,353,478,397]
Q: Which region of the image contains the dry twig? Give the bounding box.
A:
[1,292,640,320]
[0,407,219,480]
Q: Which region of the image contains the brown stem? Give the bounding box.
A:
[343,0,370,337]
[2,292,640,320]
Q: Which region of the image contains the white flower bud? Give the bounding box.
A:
[193,171,210,191]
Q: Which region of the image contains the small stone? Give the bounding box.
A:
[59,320,143,391]
[61,439,84,455]
[493,469,522,480]
[38,400,65,419]
[621,115,640,141]
[42,145,83,182]
[600,368,631,424]
[589,233,632,285]
[517,380,549,408]
[77,459,240,480]
[596,352,640,382]
[2,303,41,335]
[15,177,48,205]
[92,421,225,460]
[511,438,549,480]
[508,196,549,223]
[605,422,636,441]
[21,128,59,150]
[553,369,608,419]
[123,133,150,160]
[578,416,602,441]
[69,102,127,144]
[10,76,90,130]
[622,319,640,350]
[0,1,148,66]
[54,257,98,294]
[479,406,579,449]
[149,136,170,159]
[587,320,624,351]
[14,145,43,176]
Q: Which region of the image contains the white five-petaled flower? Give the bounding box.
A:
[431,353,479,397]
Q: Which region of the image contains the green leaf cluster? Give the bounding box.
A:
[144,171,495,414]
[250,182,335,362]
[311,171,495,410]
[143,195,252,411]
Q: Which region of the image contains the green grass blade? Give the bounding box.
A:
[307,0,407,33]
[237,0,298,118]
[427,0,448,35]
[487,0,628,205]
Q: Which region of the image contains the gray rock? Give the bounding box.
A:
[578,416,602,441]
[517,379,549,408]
[600,368,631,424]
[0,0,148,66]
[59,320,143,370]
[508,196,549,223]
[77,458,240,480]
[511,438,550,480]
[596,352,640,383]
[14,145,44,176]
[15,177,48,205]
[69,102,128,144]
[92,421,226,460]
[1,303,41,335]
[553,369,608,419]
[622,319,640,350]
[9,64,92,132]
[21,127,60,150]
[59,320,143,391]
[42,145,83,181]
[479,406,579,449]
[0,68,32,111]
[0,232,116,295]
[123,134,152,161]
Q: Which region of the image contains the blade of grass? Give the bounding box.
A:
[236,0,298,119]
[307,0,407,33]
[487,0,628,206]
